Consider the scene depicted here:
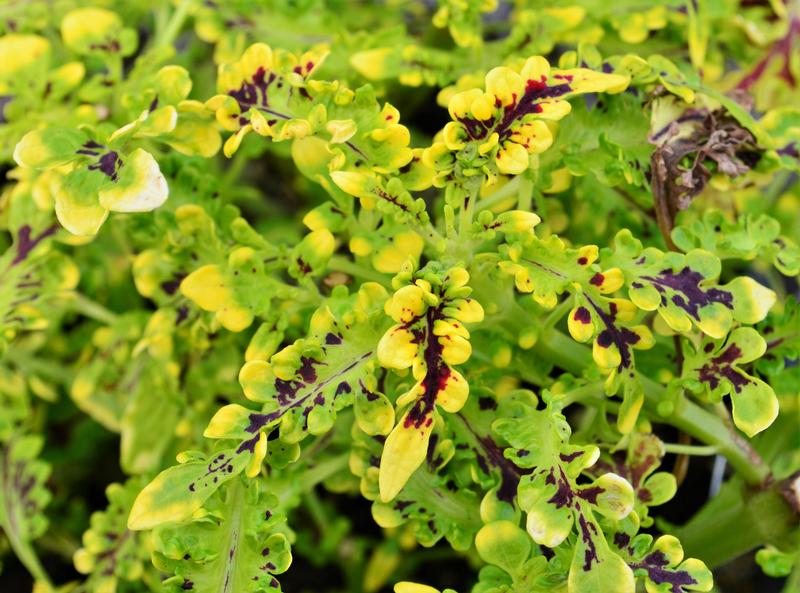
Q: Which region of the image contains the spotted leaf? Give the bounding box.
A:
[152,478,291,593]
[683,327,779,436]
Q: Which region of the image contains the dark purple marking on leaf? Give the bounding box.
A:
[325,332,342,345]
[187,452,238,492]
[426,433,439,466]
[357,379,379,402]
[521,257,567,279]
[297,356,323,383]
[696,344,750,392]
[546,466,576,509]
[335,381,351,395]
[176,305,190,324]
[560,451,583,463]
[237,351,373,447]
[478,396,497,410]
[270,577,279,588]
[586,296,640,370]
[160,273,186,295]
[296,257,312,275]
[589,273,604,287]
[630,550,697,593]
[229,66,278,112]
[614,532,631,551]
[640,266,733,320]
[11,224,57,266]
[394,500,413,511]
[517,449,529,457]
[0,94,12,123]
[403,306,448,430]
[573,307,592,324]
[181,579,194,590]
[577,510,600,571]
[149,96,159,112]
[577,486,604,504]
[88,150,122,181]
[456,412,527,503]
[495,76,572,138]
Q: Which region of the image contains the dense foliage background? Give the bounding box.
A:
[0,1,798,593]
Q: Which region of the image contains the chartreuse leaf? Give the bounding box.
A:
[127,449,250,531]
[593,433,676,526]
[755,546,796,578]
[73,478,149,592]
[220,282,389,450]
[152,477,292,593]
[0,435,52,585]
[425,54,628,183]
[672,211,800,277]
[351,421,482,551]
[499,232,653,432]
[610,229,776,340]
[13,126,88,169]
[494,400,635,592]
[60,7,137,56]
[475,520,531,575]
[616,534,712,593]
[0,224,79,346]
[14,126,170,236]
[377,266,484,502]
[173,283,389,500]
[119,356,181,474]
[682,327,779,436]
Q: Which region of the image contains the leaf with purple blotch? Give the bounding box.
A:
[0,434,52,574]
[628,535,712,593]
[152,478,291,593]
[592,433,676,526]
[202,283,388,477]
[682,327,779,436]
[494,402,635,591]
[611,229,775,339]
[127,448,249,531]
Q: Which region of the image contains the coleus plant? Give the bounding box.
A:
[1,2,799,593]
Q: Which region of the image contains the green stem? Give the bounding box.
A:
[476,176,521,211]
[67,292,119,325]
[2,348,73,385]
[328,256,391,287]
[542,296,573,331]
[458,183,480,239]
[554,381,606,408]
[299,452,349,491]
[661,443,719,456]
[154,0,191,49]
[531,327,771,485]
[673,477,797,567]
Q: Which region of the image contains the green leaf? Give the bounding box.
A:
[683,327,779,436]
[127,449,249,530]
[152,478,291,593]
[0,434,52,583]
[475,520,531,575]
[13,126,88,169]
